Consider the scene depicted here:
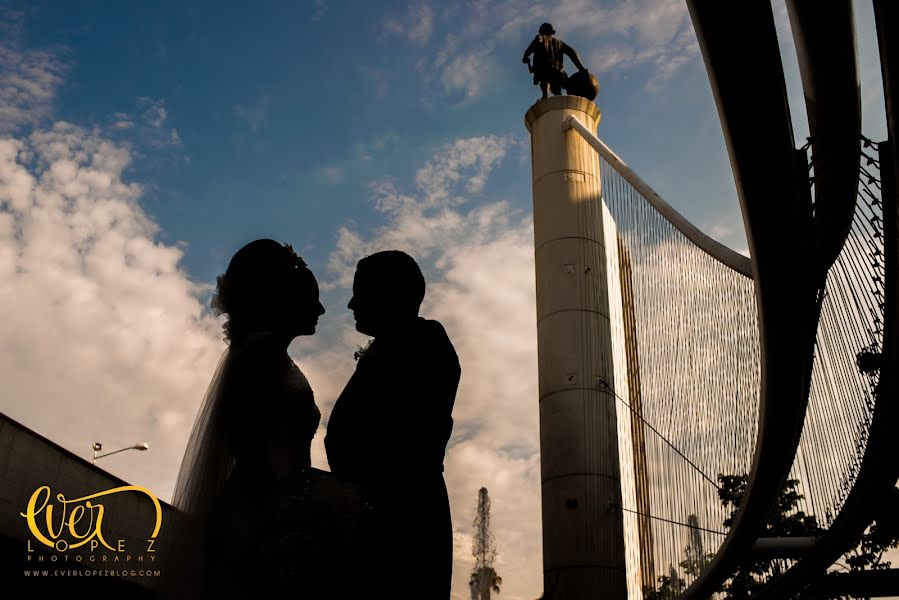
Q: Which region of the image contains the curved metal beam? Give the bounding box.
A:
[759,0,899,594]
[761,142,899,600]
[563,114,753,278]
[680,1,819,597]
[787,0,862,280]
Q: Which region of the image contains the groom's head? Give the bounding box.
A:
[348,250,425,337]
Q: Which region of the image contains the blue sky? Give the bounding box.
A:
[0,1,889,598]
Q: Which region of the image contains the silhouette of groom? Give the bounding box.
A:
[325,250,459,597]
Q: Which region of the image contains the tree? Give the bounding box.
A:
[717,476,899,597]
[682,514,713,578]
[643,571,685,600]
[470,487,502,600]
[470,567,503,599]
[716,474,823,598]
[642,517,703,600]
[835,486,899,575]
[629,479,897,598]
[642,475,821,598]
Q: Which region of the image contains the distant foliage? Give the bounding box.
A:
[837,487,899,575]
[642,516,706,600]
[645,474,899,598]
[470,487,501,600]
[643,573,684,600]
[643,474,825,598]
[470,566,502,598]
[715,474,824,598]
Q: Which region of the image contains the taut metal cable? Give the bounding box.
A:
[586,127,888,597]
[583,129,760,597]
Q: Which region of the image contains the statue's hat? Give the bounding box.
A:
[539,23,555,35]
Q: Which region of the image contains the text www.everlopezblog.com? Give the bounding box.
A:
[23,569,162,577]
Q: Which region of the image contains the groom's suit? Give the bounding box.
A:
[325,316,459,596]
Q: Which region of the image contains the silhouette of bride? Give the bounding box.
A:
[161,239,368,599]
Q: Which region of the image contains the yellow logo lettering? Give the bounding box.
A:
[20,485,163,552]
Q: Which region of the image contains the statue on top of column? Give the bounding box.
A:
[522,23,599,101]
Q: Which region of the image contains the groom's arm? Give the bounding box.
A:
[390,328,460,473]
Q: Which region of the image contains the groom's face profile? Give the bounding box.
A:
[347,268,384,337]
[348,251,424,337]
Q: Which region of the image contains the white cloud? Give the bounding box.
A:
[318,165,345,184]
[415,30,496,105]
[408,4,435,45]
[853,0,887,141]
[355,130,399,161]
[381,17,404,39]
[359,65,390,100]
[438,51,490,102]
[233,94,271,133]
[380,3,435,45]
[414,135,509,205]
[166,127,182,146]
[109,112,135,130]
[702,213,749,257]
[0,121,223,501]
[554,0,689,45]
[312,0,328,22]
[327,134,512,287]
[575,0,698,89]
[370,131,399,152]
[103,97,183,153]
[0,9,67,133]
[138,96,168,129]
[368,179,417,214]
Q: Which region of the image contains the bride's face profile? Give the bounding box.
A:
[287,267,326,337]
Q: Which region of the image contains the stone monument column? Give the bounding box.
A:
[524,95,628,599]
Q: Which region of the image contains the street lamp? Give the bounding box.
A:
[92,441,150,464]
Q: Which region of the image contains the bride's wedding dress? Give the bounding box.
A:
[163,333,369,599]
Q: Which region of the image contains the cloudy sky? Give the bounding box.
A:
[0,1,890,598]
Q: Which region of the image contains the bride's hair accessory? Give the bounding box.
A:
[210,239,309,342]
[282,242,308,270]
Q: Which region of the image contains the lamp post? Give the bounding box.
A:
[92,441,150,464]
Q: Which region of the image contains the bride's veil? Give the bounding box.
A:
[172,347,235,515]
[159,346,236,599]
